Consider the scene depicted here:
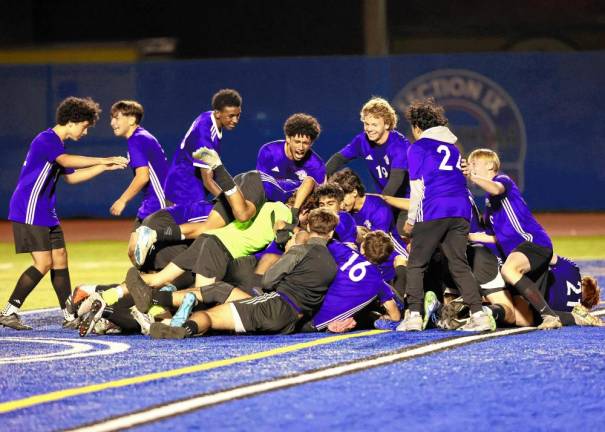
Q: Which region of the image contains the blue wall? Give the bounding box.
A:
[1,52,604,219]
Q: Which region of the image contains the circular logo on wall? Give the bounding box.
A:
[393,69,527,190]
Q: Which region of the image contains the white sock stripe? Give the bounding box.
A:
[26,162,52,224]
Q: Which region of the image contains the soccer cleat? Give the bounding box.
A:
[130,307,154,335]
[192,147,222,169]
[150,322,189,339]
[537,314,563,330]
[78,296,107,337]
[0,313,32,330]
[458,311,496,332]
[134,226,158,267]
[422,291,442,330]
[571,304,603,327]
[126,267,153,313]
[171,292,198,327]
[63,315,83,329]
[438,297,469,330]
[65,284,96,316]
[374,318,400,331]
[396,310,423,331]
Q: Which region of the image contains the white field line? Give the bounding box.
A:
[68,327,532,432]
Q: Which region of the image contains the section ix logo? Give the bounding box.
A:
[393,69,527,190]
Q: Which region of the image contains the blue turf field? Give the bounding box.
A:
[1,260,605,431]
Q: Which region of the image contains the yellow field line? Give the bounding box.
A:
[0,329,384,414]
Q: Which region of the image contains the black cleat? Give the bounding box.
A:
[126,267,153,313]
[150,322,188,339]
[78,298,106,337]
[0,313,32,330]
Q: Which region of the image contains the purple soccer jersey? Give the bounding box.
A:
[164,200,214,225]
[335,211,357,244]
[546,256,582,312]
[407,136,471,222]
[483,174,552,256]
[127,126,169,220]
[258,171,300,203]
[313,240,395,330]
[468,191,505,260]
[164,111,221,205]
[9,129,75,227]
[351,195,408,258]
[256,140,326,187]
[339,130,411,195]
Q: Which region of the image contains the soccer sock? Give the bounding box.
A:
[152,291,173,308]
[213,165,236,193]
[183,320,199,336]
[4,266,44,313]
[514,276,556,317]
[156,222,182,242]
[393,265,407,298]
[101,286,124,305]
[555,311,575,326]
[485,304,507,325]
[50,268,72,309]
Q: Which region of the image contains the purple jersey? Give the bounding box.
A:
[8,129,74,227]
[483,174,552,256]
[127,127,169,220]
[351,195,409,258]
[256,140,326,187]
[335,211,357,244]
[164,111,221,204]
[546,256,581,312]
[339,130,411,195]
[258,171,300,203]
[164,200,214,225]
[313,240,395,330]
[468,191,504,260]
[408,132,470,222]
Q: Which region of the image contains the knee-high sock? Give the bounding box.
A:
[3,266,44,314]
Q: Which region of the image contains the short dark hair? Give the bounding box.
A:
[212,89,242,111]
[111,100,144,124]
[328,168,365,197]
[362,230,394,265]
[56,97,101,126]
[283,113,321,141]
[315,183,344,203]
[404,97,448,131]
[307,208,339,236]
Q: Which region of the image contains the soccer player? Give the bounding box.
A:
[326,97,411,198]
[314,183,357,246]
[256,113,325,215]
[0,97,128,330]
[163,89,242,205]
[464,148,563,329]
[329,168,408,281]
[399,98,493,332]
[107,100,169,263]
[148,208,339,339]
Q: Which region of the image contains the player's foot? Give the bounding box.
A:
[374,318,400,331]
[62,315,82,329]
[78,296,106,337]
[0,313,32,330]
[396,310,423,331]
[438,297,469,330]
[571,304,603,327]
[458,311,496,332]
[191,147,222,169]
[171,292,198,327]
[150,322,188,339]
[93,318,121,335]
[134,226,157,268]
[126,267,153,313]
[130,307,153,335]
[422,291,441,330]
[537,314,563,330]
[65,284,96,316]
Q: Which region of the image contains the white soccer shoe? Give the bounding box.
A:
[134,226,157,267]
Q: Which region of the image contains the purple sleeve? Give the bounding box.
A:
[308,154,326,183]
[494,174,513,195]
[43,136,66,163]
[389,136,411,170]
[128,138,148,169]
[407,145,424,180]
[377,281,395,303]
[256,145,272,174]
[190,125,215,170]
[338,135,362,160]
[373,205,394,232]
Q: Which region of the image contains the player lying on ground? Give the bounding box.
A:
[0,97,128,331]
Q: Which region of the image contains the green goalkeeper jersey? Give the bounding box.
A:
[206,201,292,258]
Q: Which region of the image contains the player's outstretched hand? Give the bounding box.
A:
[192,147,222,169]
[110,198,126,216]
[104,156,129,167]
[460,158,472,177]
[402,221,414,238]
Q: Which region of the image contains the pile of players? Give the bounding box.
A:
[1,90,601,337]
